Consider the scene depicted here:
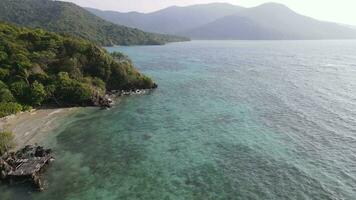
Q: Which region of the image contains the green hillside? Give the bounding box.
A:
[0,22,156,117]
[0,0,188,46]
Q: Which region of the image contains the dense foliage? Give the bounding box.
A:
[0,130,14,155]
[0,0,188,46]
[0,22,156,116]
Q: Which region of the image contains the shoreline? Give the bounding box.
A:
[0,108,78,150]
[0,88,151,151]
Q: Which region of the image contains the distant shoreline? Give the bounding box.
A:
[0,108,79,150]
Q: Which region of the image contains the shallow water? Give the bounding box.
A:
[1,40,356,199]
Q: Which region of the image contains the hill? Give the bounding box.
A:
[89,2,356,40]
[86,3,244,34]
[184,3,356,39]
[0,0,188,46]
[0,22,156,117]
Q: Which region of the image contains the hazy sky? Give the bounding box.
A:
[64,0,356,25]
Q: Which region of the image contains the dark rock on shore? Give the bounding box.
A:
[92,84,158,109]
[0,145,53,191]
[91,92,113,109]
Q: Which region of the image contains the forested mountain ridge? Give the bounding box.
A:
[0,0,188,46]
[185,3,356,39]
[88,2,356,40]
[87,3,244,34]
[0,22,155,117]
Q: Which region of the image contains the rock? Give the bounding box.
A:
[91,91,113,108]
[0,145,53,191]
[1,170,6,179]
[92,85,158,109]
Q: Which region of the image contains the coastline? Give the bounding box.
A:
[0,89,147,151]
[0,108,78,150]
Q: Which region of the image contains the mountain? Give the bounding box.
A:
[0,22,156,117]
[86,3,244,34]
[0,0,188,46]
[182,16,282,40]
[88,2,356,40]
[185,3,356,39]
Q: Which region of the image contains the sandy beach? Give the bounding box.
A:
[0,108,78,150]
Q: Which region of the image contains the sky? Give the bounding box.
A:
[64,0,356,26]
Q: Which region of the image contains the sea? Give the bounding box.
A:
[1,40,356,199]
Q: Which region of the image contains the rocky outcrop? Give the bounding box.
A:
[91,84,158,109]
[91,92,113,109]
[0,145,53,191]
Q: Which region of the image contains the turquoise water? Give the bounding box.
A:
[1,40,356,199]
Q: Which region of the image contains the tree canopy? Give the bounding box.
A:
[0,22,156,117]
[0,0,189,46]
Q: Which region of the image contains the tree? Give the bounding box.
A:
[0,80,15,103]
[10,81,30,103]
[0,68,10,80]
[0,22,156,116]
[0,88,15,103]
[29,81,47,106]
[0,80,7,89]
[111,52,131,63]
[14,64,31,85]
[55,72,92,105]
[0,51,8,62]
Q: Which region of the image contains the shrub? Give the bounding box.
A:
[0,102,22,118]
[0,130,14,155]
[22,105,33,111]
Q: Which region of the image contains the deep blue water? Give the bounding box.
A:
[1,40,356,199]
